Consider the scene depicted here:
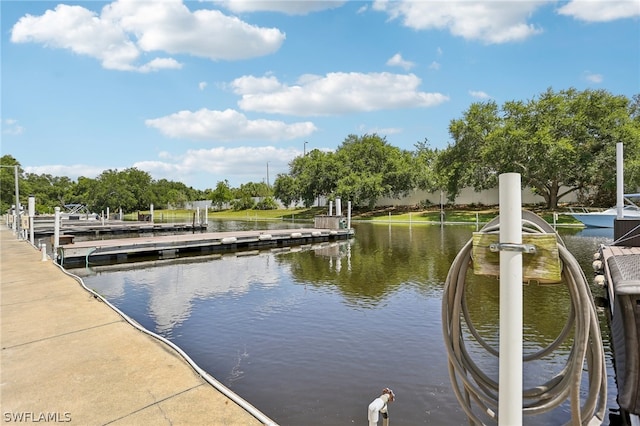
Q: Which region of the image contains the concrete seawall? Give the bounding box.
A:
[0,228,275,425]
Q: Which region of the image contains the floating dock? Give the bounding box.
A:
[33,218,207,237]
[598,218,640,424]
[57,228,354,267]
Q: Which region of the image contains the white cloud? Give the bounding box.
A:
[428,61,441,70]
[231,72,449,116]
[212,0,346,15]
[372,0,544,44]
[133,146,301,187]
[584,72,603,83]
[145,108,317,141]
[386,53,415,70]
[199,81,208,91]
[22,146,302,189]
[24,164,106,180]
[10,1,285,72]
[469,90,491,99]
[557,0,640,22]
[3,119,25,135]
[361,126,403,136]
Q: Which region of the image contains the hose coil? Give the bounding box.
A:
[442,211,607,425]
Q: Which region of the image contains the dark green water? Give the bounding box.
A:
[68,221,617,425]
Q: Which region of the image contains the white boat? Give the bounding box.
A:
[569,194,640,228]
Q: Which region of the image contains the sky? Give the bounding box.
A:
[2,0,639,190]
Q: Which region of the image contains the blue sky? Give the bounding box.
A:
[2,1,639,190]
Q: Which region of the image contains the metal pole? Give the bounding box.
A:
[54,207,61,263]
[498,173,523,425]
[28,195,35,245]
[14,165,21,238]
[616,142,624,219]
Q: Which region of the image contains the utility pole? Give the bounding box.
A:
[266,161,270,188]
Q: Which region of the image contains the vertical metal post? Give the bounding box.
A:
[150,203,154,223]
[347,201,351,230]
[498,173,523,425]
[54,207,61,262]
[14,165,21,238]
[616,142,624,219]
[28,195,35,245]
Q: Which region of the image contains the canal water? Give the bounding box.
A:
[67,221,618,425]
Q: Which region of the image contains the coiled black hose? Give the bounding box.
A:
[442,211,607,425]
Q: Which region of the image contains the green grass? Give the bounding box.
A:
[130,206,584,227]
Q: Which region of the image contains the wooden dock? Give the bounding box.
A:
[57,228,354,267]
[599,244,640,422]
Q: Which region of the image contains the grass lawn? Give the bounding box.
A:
[130,206,584,227]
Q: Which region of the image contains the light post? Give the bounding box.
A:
[266,161,270,188]
[304,141,308,156]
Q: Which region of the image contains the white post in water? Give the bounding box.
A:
[54,207,61,262]
[336,198,342,217]
[150,203,154,223]
[498,173,523,425]
[616,142,624,219]
[329,201,333,216]
[347,201,352,229]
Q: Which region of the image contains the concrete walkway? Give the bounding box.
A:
[1,228,273,425]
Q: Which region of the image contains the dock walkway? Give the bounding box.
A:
[599,244,640,421]
[0,228,275,425]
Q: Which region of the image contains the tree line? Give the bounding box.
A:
[2,88,639,214]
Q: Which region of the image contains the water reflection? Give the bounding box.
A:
[68,222,616,425]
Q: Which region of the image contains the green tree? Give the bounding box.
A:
[435,101,501,201]
[273,173,298,208]
[0,155,22,213]
[334,134,415,208]
[438,88,640,209]
[289,149,337,207]
[210,180,234,210]
[412,139,443,192]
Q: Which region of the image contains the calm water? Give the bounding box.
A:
[68,221,618,425]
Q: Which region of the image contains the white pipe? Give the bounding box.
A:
[28,196,35,246]
[368,394,390,426]
[616,142,624,219]
[14,165,21,238]
[329,201,333,216]
[347,201,351,229]
[41,243,47,261]
[498,173,523,425]
[150,203,154,223]
[336,198,342,216]
[54,207,60,262]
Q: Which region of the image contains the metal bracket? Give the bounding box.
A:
[489,243,537,254]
